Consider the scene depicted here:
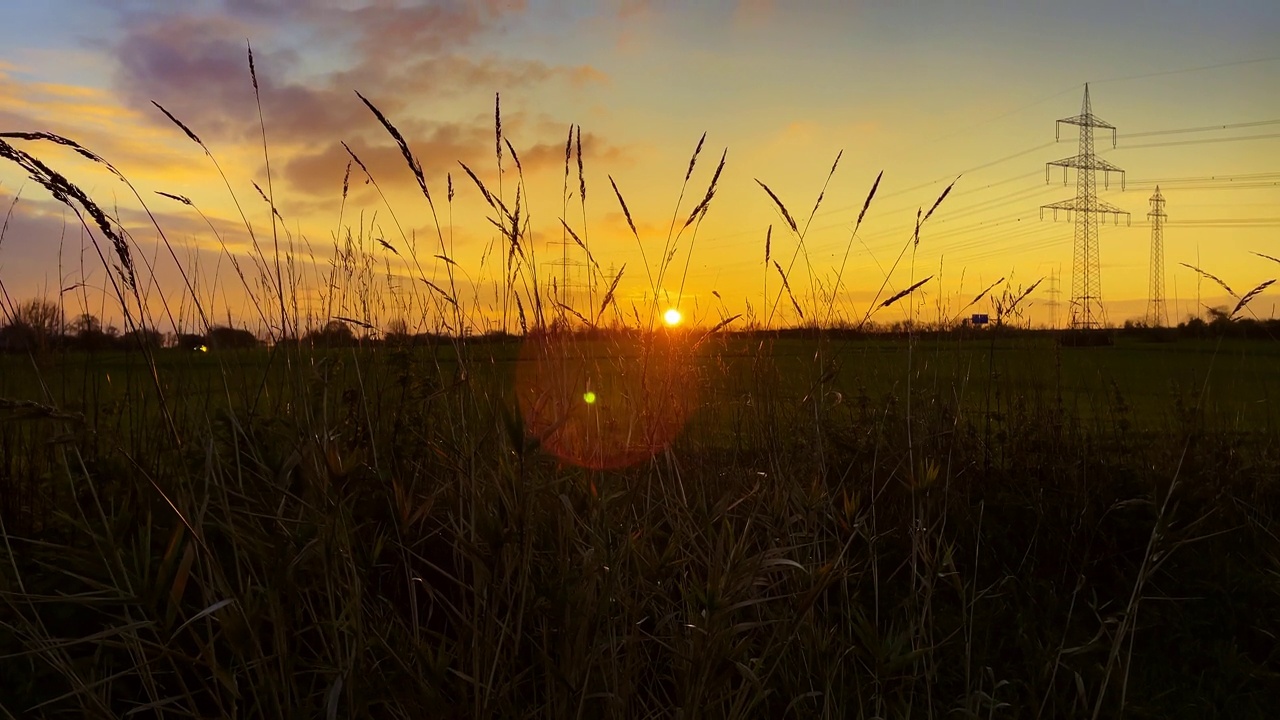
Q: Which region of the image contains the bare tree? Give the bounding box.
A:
[0,299,63,352]
[14,299,63,336]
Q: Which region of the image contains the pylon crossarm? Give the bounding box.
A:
[1100,168,1127,191]
[1094,199,1127,215]
[1056,113,1116,130]
[1048,155,1124,173]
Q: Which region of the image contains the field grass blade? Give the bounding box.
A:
[755,180,798,234]
[1179,262,1236,298]
[1231,279,1275,318]
[880,275,933,309]
[355,91,434,208]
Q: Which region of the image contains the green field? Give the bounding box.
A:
[3,332,1275,438]
[2,330,1278,717]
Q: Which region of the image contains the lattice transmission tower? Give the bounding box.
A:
[1146,186,1168,326]
[1046,266,1061,329]
[545,236,590,318]
[1041,84,1130,329]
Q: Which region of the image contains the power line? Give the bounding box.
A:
[1115,132,1280,150]
[812,119,1278,221]
[1127,171,1280,184]
[1119,118,1280,139]
[1093,55,1280,85]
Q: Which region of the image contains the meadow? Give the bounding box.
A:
[2,73,1279,718]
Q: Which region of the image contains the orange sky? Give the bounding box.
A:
[1,1,1278,335]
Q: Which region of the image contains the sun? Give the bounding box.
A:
[663,308,683,327]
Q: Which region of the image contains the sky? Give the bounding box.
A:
[1,0,1278,334]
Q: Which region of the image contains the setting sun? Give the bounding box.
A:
[663,308,683,327]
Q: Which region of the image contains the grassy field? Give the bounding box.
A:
[3,332,1276,435]
[2,330,1278,718]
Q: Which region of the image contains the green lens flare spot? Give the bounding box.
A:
[583,391,597,404]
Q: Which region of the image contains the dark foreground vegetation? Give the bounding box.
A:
[1,330,1278,719]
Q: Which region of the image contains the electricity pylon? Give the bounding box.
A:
[1146,186,1168,327]
[1041,84,1130,329]
[1046,266,1061,329]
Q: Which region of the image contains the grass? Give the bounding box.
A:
[1,56,1278,718]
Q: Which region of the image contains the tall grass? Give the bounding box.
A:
[1,54,1278,720]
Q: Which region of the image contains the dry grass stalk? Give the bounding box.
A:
[829,170,884,323]
[773,260,804,319]
[504,138,522,175]
[494,92,503,176]
[923,176,959,223]
[1179,262,1236,298]
[151,101,203,147]
[954,277,1005,321]
[596,264,626,324]
[856,170,883,232]
[421,279,458,307]
[155,191,192,206]
[356,91,435,211]
[576,125,585,202]
[556,301,591,328]
[755,180,798,234]
[1232,279,1275,318]
[682,149,727,231]
[881,275,933,309]
[695,313,741,346]
[684,131,706,184]
[802,150,842,231]
[459,162,506,215]
[608,175,639,239]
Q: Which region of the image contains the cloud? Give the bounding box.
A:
[280,116,628,199]
[506,129,627,175]
[281,126,492,197]
[109,4,606,148]
[0,68,192,176]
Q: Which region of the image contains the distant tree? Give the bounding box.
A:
[175,333,206,351]
[15,299,63,337]
[71,313,102,335]
[0,322,36,351]
[68,312,116,351]
[122,328,164,350]
[386,318,411,346]
[207,326,259,350]
[1205,306,1231,329]
[0,299,63,352]
[305,320,356,348]
[1179,316,1208,338]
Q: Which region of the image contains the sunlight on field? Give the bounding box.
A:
[516,334,699,469]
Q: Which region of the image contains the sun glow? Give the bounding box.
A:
[663,308,683,327]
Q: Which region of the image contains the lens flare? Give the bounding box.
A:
[663,308,683,326]
[516,333,699,470]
